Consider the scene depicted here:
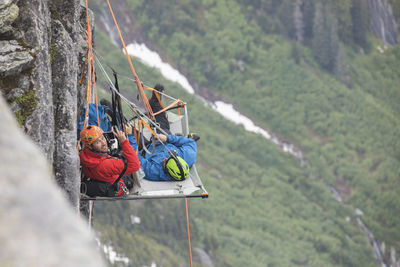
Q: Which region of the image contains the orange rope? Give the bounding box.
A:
[105,0,153,118]
[145,87,165,109]
[83,52,91,128]
[154,91,164,109]
[140,119,157,136]
[92,58,100,126]
[80,0,100,155]
[83,0,100,128]
[83,0,92,129]
[185,198,193,267]
[152,99,182,116]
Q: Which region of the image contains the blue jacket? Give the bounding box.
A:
[128,134,197,181]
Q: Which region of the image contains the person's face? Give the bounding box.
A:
[90,135,108,153]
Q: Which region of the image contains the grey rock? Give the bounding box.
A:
[0,40,21,53]
[0,0,14,9]
[15,0,54,162]
[0,2,19,34]
[51,18,80,206]
[0,50,34,77]
[49,0,80,35]
[6,87,25,101]
[9,101,21,113]
[2,0,93,211]
[17,75,30,89]
[0,94,106,267]
[0,40,34,79]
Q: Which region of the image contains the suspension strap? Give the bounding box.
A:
[152,99,184,116]
[140,131,156,155]
[79,0,99,155]
[105,0,154,118]
[139,119,157,136]
[114,155,128,185]
[83,0,99,128]
[134,119,157,154]
[111,71,125,132]
[145,87,164,109]
[92,53,100,126]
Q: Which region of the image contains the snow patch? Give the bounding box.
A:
[126,43,195,94]
[213,101,272,139]
[103,245,130,265]
[96,238,130,265]
[130,215,141,225]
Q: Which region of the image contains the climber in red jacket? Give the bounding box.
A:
[79,124,140,197]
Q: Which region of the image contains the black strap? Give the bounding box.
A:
[114,154,128,185]
[112,71,126,130]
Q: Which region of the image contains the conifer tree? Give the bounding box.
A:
[351,0,370,50]
[280,0,295,38]
[293,0,304,43]
[302,0,315,42]
[312,3,339,72]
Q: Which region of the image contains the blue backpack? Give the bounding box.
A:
[77,103,113,139]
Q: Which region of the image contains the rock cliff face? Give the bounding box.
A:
[0,95,105,266]
[368,0,399,45]
[0,0,89,206]
[0,0,105,265]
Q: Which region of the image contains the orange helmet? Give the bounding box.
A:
[80,125,104,146]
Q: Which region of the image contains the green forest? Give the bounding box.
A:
[88,0,400,266]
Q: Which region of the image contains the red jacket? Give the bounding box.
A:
[80,139,140,184]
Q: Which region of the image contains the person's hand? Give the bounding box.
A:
[124,123,133,135]
[155,134,167,143]
[112,126,127,144]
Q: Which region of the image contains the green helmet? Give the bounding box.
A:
[164,155,189,181]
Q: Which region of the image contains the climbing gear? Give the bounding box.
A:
[80,125,104,146]
[105,0,153,118]
[77,104,113,140]
[164,151,189,181]
[111,71,126,131]
[79,0,208,201]
[79,4,208,265]
[114,179,128,197]
[187,133,200,142]
[80,152,129,197]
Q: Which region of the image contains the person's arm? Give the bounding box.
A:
[120,139,140,174]
[112,125,140,174]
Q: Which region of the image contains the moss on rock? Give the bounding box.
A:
[14,89,37,126]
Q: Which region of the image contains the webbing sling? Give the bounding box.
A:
[111,71,125,131]
[113,154,128,186]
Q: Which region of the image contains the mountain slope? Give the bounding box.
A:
[89,0,400,266]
